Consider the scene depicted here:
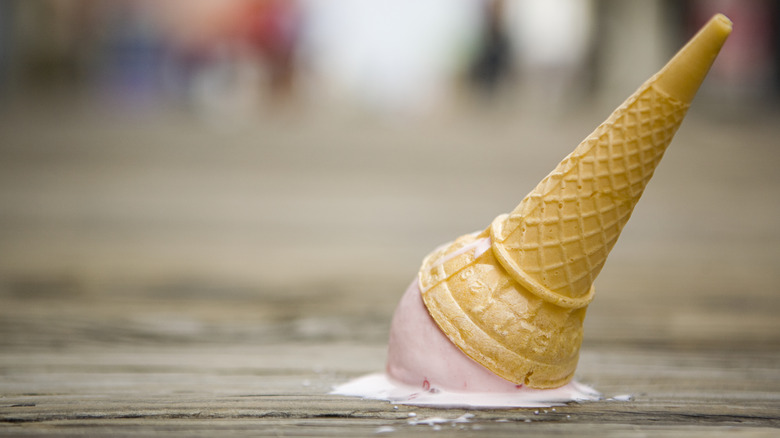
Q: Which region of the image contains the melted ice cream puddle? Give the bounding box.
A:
[331,372,600,409]
[332,235,601,408]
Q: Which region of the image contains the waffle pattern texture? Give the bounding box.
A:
[418,14,730,388]
[491,83,689,303]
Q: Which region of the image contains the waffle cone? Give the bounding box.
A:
[420,14,731,389]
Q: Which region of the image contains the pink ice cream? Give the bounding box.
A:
[387,278,526,392]
[386,235,526,392]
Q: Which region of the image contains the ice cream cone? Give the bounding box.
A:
[419,14,732,389]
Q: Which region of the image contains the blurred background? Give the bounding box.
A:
[0,0,779,343]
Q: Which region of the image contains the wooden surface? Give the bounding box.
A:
[1,100,779,436]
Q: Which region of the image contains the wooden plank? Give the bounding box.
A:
[1,287,779,436]
[1,90,780,435]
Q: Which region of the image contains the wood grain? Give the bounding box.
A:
[1,101,779,436]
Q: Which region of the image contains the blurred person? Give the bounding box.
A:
[685,0,778,104]
[468,0,513,97]
[234,0,302,103]
[94,1,167,108]
[4,0,93,99]
[0,1,13,97]
[160,0,302,123]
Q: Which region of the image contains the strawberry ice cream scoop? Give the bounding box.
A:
[387,277,525,392]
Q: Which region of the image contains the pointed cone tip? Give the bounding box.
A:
[653,13,732,104]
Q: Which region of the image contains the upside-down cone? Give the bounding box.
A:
[419,14,732,388]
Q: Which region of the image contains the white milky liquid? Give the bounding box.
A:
[331,373,601,409]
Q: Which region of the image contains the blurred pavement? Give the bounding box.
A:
[1,96,778,330]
